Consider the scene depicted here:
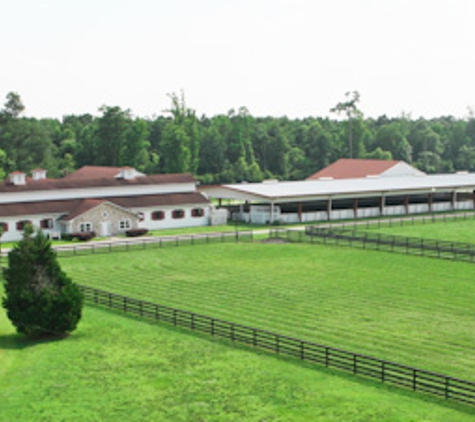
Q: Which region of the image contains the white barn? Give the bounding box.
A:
[0,166,212,242]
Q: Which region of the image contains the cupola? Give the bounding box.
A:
[9,171,26,186]
[32,168,47,181]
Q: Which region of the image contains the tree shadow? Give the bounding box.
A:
[0,332,70,350]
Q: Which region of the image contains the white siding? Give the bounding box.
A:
[134,205,210,231]
[0,213,64,242]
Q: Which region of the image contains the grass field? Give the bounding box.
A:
[60,241,475,381]
[2,301,475,421]
[364,217,475,243]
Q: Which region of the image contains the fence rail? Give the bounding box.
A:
[325,210,475,231]
[270,227,475,264]
[55,230,254,258]
[79,284,475,407]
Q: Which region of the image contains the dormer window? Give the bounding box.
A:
[115,167,145,180]
[117,167,135,180]
[9,171,26,186]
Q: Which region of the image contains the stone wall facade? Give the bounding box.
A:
[69,202,139,236]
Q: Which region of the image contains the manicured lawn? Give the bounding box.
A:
[61,242,475,381]
[363,217,475,244]
[1,303,474,421]
[148,223,268,237]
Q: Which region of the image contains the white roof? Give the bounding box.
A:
[204,173,475,203]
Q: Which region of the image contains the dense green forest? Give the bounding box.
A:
[1,91,475,184]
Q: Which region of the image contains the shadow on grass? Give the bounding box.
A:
[0,332,80,350]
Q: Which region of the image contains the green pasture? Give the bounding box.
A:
[61,242,475,381]
[362,219,475,244]
[1,301,474,421]
[363,216,475,243]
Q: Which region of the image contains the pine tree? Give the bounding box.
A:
[2,225,83,338]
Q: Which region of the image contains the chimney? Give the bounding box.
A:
[32,168,47,181]
[9,171,26,186]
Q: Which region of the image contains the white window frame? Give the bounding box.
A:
[79,222,93,232]
[118,219,132,230]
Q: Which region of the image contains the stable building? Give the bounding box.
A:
[201,160,475,225]
[0,166,213,242]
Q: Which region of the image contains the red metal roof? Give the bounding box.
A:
[307,159,401,180]
[0,192,210,219]
[0,172,196,193]
[60,199,107,221]
[63,166,125,180]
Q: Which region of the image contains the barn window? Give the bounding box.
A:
[40,218,53,229]
[172,209,185,219]
[0,222,8,232]
[16,220,32,231]
[151,211,165,220]
[191,208,204,218]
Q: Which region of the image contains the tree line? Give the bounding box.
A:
[1,91,475,184]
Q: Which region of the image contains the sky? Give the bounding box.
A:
[2,0,475,120]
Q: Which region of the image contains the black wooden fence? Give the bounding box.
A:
[79,284,475,407]
[327,210,475,231]
[55,230,254,258]
[270,227,475,264]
